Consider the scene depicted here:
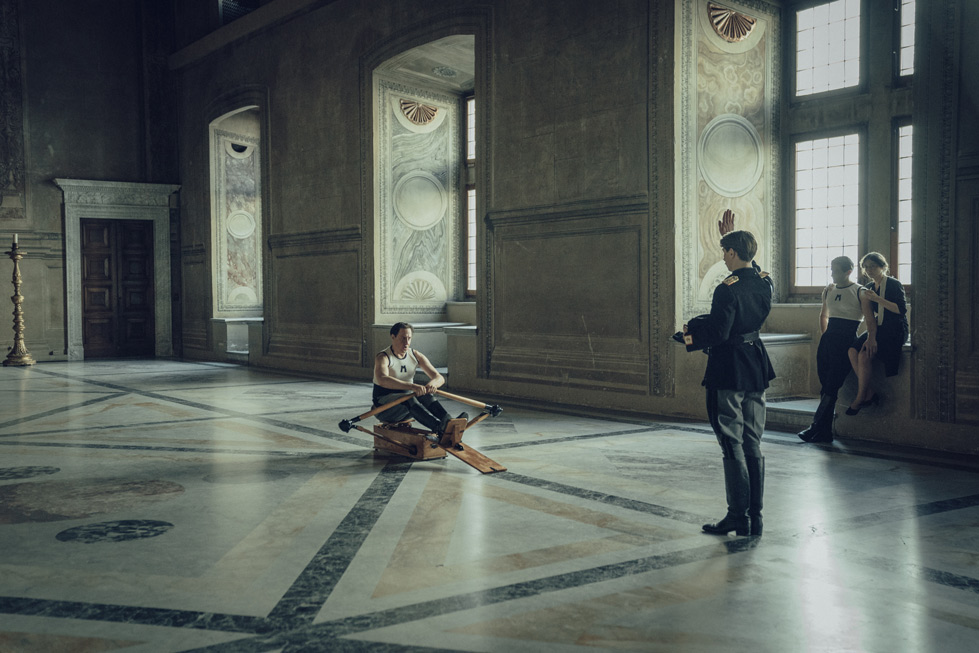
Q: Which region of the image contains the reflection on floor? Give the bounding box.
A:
[1,360,977,652]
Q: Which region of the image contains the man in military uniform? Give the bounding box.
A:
[683,210,775,537]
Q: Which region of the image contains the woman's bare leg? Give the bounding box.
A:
[849,349,873,410]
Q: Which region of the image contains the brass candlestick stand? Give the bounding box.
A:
[4,238,36,367]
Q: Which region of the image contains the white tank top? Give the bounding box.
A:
[823,282,864,322]
[373,346,418,385]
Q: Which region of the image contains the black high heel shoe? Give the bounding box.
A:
[859,393,880,408]
[846,393,880,415]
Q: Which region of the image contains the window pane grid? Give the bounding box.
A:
[466,188,477,294]
[900,0,916,76]
[466,98,476,161]
[795,134,861,287]
[796,0,860,96]
[897,125,913,283]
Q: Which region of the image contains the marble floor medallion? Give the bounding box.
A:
[203,469,291,484]
[0,466,60,481]
[0,479,183,524]
[55,519,175,543]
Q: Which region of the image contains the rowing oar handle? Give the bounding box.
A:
[338,393,413,432]
[435,389,503,417]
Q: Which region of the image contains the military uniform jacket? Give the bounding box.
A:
[685,266,776,391]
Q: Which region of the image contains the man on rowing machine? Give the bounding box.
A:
[372,322,467,435]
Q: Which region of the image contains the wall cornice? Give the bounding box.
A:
[54,179,180,208]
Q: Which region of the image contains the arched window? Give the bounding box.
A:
[372,35,476,323]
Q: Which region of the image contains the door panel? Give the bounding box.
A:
[80,219,155,358]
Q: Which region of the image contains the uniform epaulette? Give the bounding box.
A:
[760,271,769,278]
[723,275,739,286]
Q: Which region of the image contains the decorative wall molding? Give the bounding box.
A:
[486,194,649,227]
[0,0,26,220]
[268,226,362,251]
[181,244,207,258]
[910,0,958,423]
[936,0,958,423]
[647,0,674,397]
[488,345,651,394]
[950,171,979,424]
[268,327,362,364]
[55,179,179,360]
[56,183,174,208]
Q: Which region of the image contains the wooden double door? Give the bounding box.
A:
[80,219,155,358]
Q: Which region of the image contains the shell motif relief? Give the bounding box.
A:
[400,99,439,126]
[707,3,757,43]
[399,278,437,302]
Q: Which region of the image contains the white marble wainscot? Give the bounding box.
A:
[211,317,264,362]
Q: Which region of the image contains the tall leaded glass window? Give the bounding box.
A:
[794,133,861,287]
[465,96,476,295]
[795,0,861,97]
[899,0,916,77]
[466,188,477,294]
[896,124,913,283]
[466,97,476,161]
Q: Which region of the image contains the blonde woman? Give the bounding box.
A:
[846,252,909,415]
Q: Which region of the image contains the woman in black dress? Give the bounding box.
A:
[798,256,866,441]
[846,252,909,415]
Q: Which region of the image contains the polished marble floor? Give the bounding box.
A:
[1,360,977,652]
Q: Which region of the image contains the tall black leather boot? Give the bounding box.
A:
[404,399,444,433]
[746,456,765,536]
[703,458,750,536]
[419,394,449,420]
[798,394,835,442]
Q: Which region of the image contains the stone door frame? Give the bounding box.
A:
[55,178,179,360]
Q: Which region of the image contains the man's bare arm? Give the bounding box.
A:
[414,351,444,394]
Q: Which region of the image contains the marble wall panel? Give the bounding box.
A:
[497,228,641,340]
[0,0,26,220]
[676,0,779,319]
[490,3,647,213]
[375,79,460,320]
[212,128,262,316]
[181,246,208,353]
[266,229,363,365]
[485,199,649,392]
[272,249,359,327]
